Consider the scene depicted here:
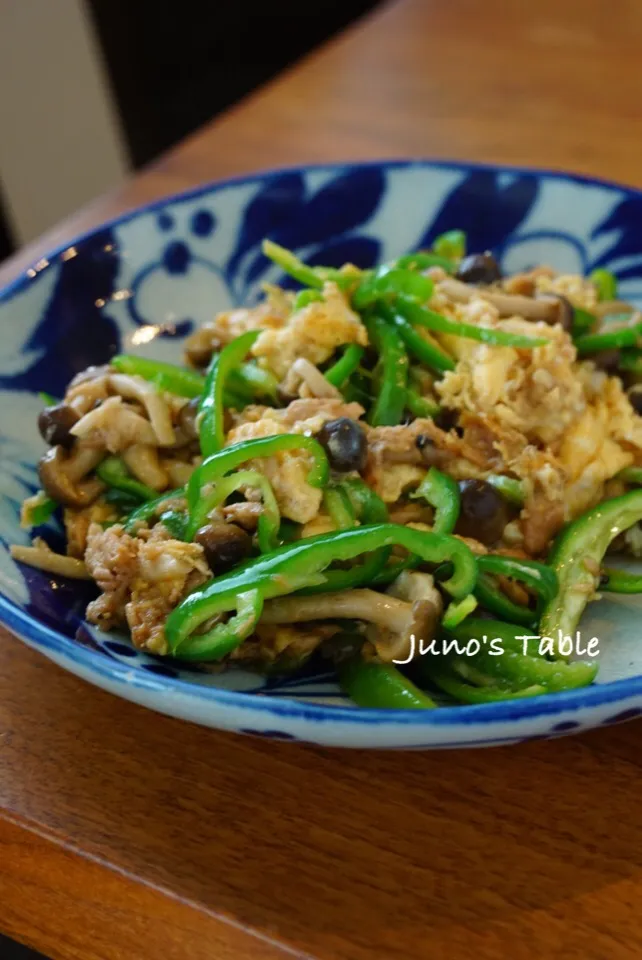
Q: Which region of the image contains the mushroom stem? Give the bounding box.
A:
[260,589,414,632]
[123,444,169,491]
[10,542,90,579]
[110,373,175,446]
[438,277,557,321]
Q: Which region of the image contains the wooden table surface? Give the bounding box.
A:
[2,1,642,957]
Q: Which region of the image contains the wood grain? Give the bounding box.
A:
[3,0,642,957]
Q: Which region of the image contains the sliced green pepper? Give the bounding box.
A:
[397,297,549,349]
[324,344,365,388]
[589,268,618,301]
[410,466,460,534]
[427,665,545,704]
[165,524,477,660]
[339,476,388,524]
[433,229,466,261]
[261,239,351,291]
[23,492,58,526]
[124,487,185,533]
[475,554,557,626]
[96,457,157,502]
[186,434,329,538]
[353,266,433,311]
[617,466,642,485]
[112,354,205,398]
[540,489,642,650]
[571,307,598,339]
[365,313,409,426]
[293,289,324,310]
[486,475,525,506]
[405,389,440,419]
[394,252,456,274]
[618,351,642,376]
[378,304,455,372]
[441,594,478,629]
[199,331,260,457]
[323,484,357,530]
[433,619,597,692]
[340,659,436,709]
[600,567,642,594]
[575,319,642,356]
[194,469,280,553]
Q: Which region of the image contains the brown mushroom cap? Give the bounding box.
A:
[38,446,105,508]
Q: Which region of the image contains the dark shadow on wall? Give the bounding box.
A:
[86,0,380,167]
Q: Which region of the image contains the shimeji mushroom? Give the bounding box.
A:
[438,277,565,325]
[259,571,443,664]
[38,445,105,508]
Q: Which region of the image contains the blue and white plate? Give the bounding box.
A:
[2,158,642,748]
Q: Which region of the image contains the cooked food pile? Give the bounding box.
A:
[13,231,642,708]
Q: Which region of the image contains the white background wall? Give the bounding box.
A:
[0,0,129,245]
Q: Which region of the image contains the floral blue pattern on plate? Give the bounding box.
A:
[2,158,642,748]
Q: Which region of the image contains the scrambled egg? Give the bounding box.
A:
[251,281,368,378]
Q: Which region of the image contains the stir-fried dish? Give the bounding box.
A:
[13,231,642,708]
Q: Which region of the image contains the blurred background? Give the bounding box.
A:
[0,0,379,264]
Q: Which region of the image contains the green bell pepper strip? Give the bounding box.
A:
[441,594,478,629]
[405,389,439,419]
[96,457,158,502]
[299,476,390,593]
[113,352,276,404]
[339,659,436,709]
[437,619,597,692]
[589,268,618,301]
[199,331,260,457]
[397,297,549,349]
[378,304,455,373]
[261,239,351,291]
[474,554,557,626]
[39,391,60,407]
[575,319,642,356]
[618,351,642,376]
[278,519,300,544]
[571,307,598,339]
[186,434,329,538]
[486,474,525,506]
[324,344,365,388]
[365,313,409,426]
[353,267,433,311]
[112,354,205,398]
[427,665,545,704]
[232,362,279,401]
[433,230,466,261]
[393,252,456,274]
[410,466,460,535]
[323,484,357,530]
[339,476,388,524]
[104,488,143,511]
[24,492,58,526]
[192,469,280,553]
[165,524,477,659]
[617,466,642,485]
[600,567,642,594]
[158,509,189,541]
[293,289,324,310]
[124,487,185,533]
[475,574,536,626]
[540,489,642,652]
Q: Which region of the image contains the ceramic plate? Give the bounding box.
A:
[2,159,642,748]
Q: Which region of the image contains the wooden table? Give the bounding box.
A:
[2,1,642,957]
